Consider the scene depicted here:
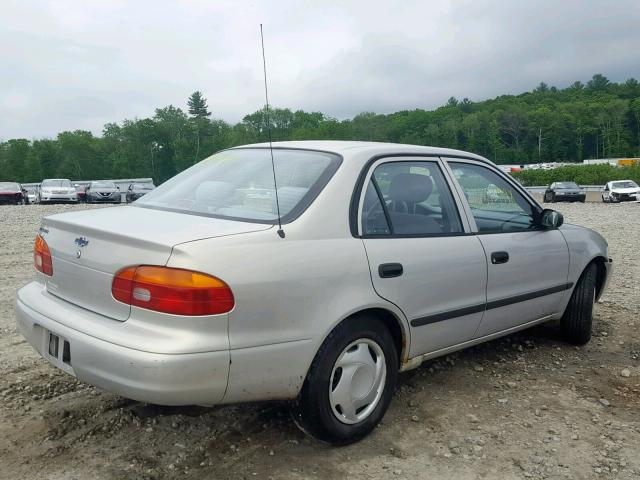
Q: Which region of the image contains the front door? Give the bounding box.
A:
[445,160,570,337]
[358,158,487,357]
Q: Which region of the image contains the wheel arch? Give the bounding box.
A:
[312,306,410,375]
[591,255,609,301]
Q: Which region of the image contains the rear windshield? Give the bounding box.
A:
[91,181,116,189]
[557,182,579,189]
[42,179,72,187]
[0,182,20,191]
[135,148,341,223]
[612,181,638,189]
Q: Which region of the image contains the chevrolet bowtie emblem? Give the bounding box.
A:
[74,237,89,248]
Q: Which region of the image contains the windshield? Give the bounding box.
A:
[0,182,20,191]
[612,181,638,189]
[91,181,116,189]
[135,148,341,223]
[557,182,579,189]
[42,179,72,188]
[132,183,153,190]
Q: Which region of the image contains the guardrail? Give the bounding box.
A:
[525,185,603,193]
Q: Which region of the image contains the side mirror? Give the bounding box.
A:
[540,209,563,229]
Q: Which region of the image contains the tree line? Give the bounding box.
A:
[2,74,640,185]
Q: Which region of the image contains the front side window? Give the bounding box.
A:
[135,148,341,223]
[449,162,538,233]
[361,161,463,236]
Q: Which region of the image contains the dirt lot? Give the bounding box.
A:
[1,202,639,480]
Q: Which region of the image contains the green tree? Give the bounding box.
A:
[187,91,211,118]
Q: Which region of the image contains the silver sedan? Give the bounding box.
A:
[16,141,611,444]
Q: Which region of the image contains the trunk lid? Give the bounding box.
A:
[40,206,271,320]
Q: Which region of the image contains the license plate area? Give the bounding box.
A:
[44,330,75,376]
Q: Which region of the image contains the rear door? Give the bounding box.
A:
[358,157,488,357]
[444,159,570,337]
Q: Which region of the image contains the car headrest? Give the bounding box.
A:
[388,173,433,203]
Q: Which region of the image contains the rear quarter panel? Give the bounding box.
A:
[167,227,408,403]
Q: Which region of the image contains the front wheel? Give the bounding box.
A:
[561,263,597,345]
[291,315,398,445]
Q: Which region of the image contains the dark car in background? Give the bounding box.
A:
[126,182,155,203]
[0,182,29,205]
[544,182,586,203]
[85,181,121,204]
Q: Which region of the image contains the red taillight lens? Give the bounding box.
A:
[34,235,53,276]
[112,266,234,316]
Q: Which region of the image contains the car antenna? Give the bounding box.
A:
[260,24,285,239]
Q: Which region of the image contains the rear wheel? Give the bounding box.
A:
[291,315,398,445]
[561,263,597,345]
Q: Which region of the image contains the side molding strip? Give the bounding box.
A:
[410,282,574,328]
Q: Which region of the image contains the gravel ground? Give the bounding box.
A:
[1,202,639,480]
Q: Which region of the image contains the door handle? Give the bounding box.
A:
[491,251,509,264]
[379,263,403,278]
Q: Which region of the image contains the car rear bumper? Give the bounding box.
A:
[87,196,120,203]
[40,194,78,203]
[16,282,230,405]
[555,194,586,201]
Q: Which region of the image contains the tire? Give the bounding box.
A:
[561,263,597,345]
[291,315,398,445]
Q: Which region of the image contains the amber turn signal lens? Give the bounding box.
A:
[112,266,234,316]
[34,235,53,276]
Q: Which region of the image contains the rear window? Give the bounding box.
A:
[557,182,579,189]
[612,181,638,189]
[42,179,72,187]
[91,181,116,189]
[0,182,20,191]
[135,148,341,223]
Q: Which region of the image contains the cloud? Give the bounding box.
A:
[1,0,639,139]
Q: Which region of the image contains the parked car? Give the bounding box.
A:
[38,179,78,203]
[85,181,121,204]
[17,141,612,444]
[126,182,155,203]
[601,180,640,203]
[544,182,586,203]
[0,182,29,204]
[74,184,88,203]
[26,188,38,204]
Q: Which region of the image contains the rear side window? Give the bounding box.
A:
[361,161,463,236]
[135,148,341,224]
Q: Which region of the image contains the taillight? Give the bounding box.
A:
[34,235,53,276]
[112,266,234,316]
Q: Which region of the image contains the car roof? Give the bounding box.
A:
[231,140,491,164]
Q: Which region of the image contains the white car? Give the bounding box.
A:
[601,180,640,203]
[38,178,79,203]
[16,141,611,444]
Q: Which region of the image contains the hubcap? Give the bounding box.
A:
[329,339,386,425]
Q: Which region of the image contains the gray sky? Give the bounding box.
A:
[2,0,639,139]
